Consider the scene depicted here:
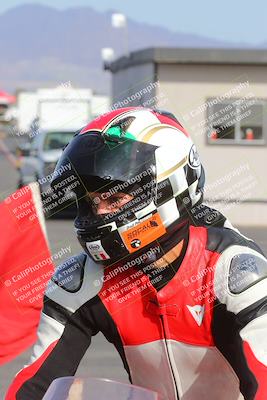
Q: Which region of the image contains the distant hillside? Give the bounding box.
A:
[0,4,255,94]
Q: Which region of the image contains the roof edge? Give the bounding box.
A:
[108,47,267,72]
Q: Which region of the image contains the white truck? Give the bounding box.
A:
[17,86,95,134]
[16,87,110,216]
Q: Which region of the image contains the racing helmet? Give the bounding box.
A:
[51,107,205,263]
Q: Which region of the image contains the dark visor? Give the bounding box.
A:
[51,131,158,198]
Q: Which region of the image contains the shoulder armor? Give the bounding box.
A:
[45,253,104,313]
[229,253,267,294]
[51,252,86,293]
[206,226,263,255]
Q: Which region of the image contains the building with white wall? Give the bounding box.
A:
[109,48,267,226]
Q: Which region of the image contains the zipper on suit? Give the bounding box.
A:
[160,315,180,400]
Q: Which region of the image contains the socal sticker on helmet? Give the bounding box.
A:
[120,213,166,253]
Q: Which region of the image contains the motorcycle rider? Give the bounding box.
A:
[6,107,267,400]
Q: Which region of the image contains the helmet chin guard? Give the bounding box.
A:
[51,107,205,263]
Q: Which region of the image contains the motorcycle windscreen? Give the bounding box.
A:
[43,377,160,400]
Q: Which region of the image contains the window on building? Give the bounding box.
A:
[207,97,266,145]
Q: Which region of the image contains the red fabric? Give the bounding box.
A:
[5,340,58,400]
[0,185,54,365]
[81,107,141,133]
[100,226,219,347]
[243,341,267,400]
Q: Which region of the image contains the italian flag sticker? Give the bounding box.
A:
[86,240,110,261]
[93,253,108,261]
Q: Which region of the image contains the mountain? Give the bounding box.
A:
[0,4,255,94]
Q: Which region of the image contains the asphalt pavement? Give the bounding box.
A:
[0,134,267,398]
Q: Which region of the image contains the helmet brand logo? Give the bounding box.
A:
[189,144,201,169]
[87,244,100,251]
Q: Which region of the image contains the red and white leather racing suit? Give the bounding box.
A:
[6,207,267,400]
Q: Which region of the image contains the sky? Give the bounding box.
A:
[0,0,267,45]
